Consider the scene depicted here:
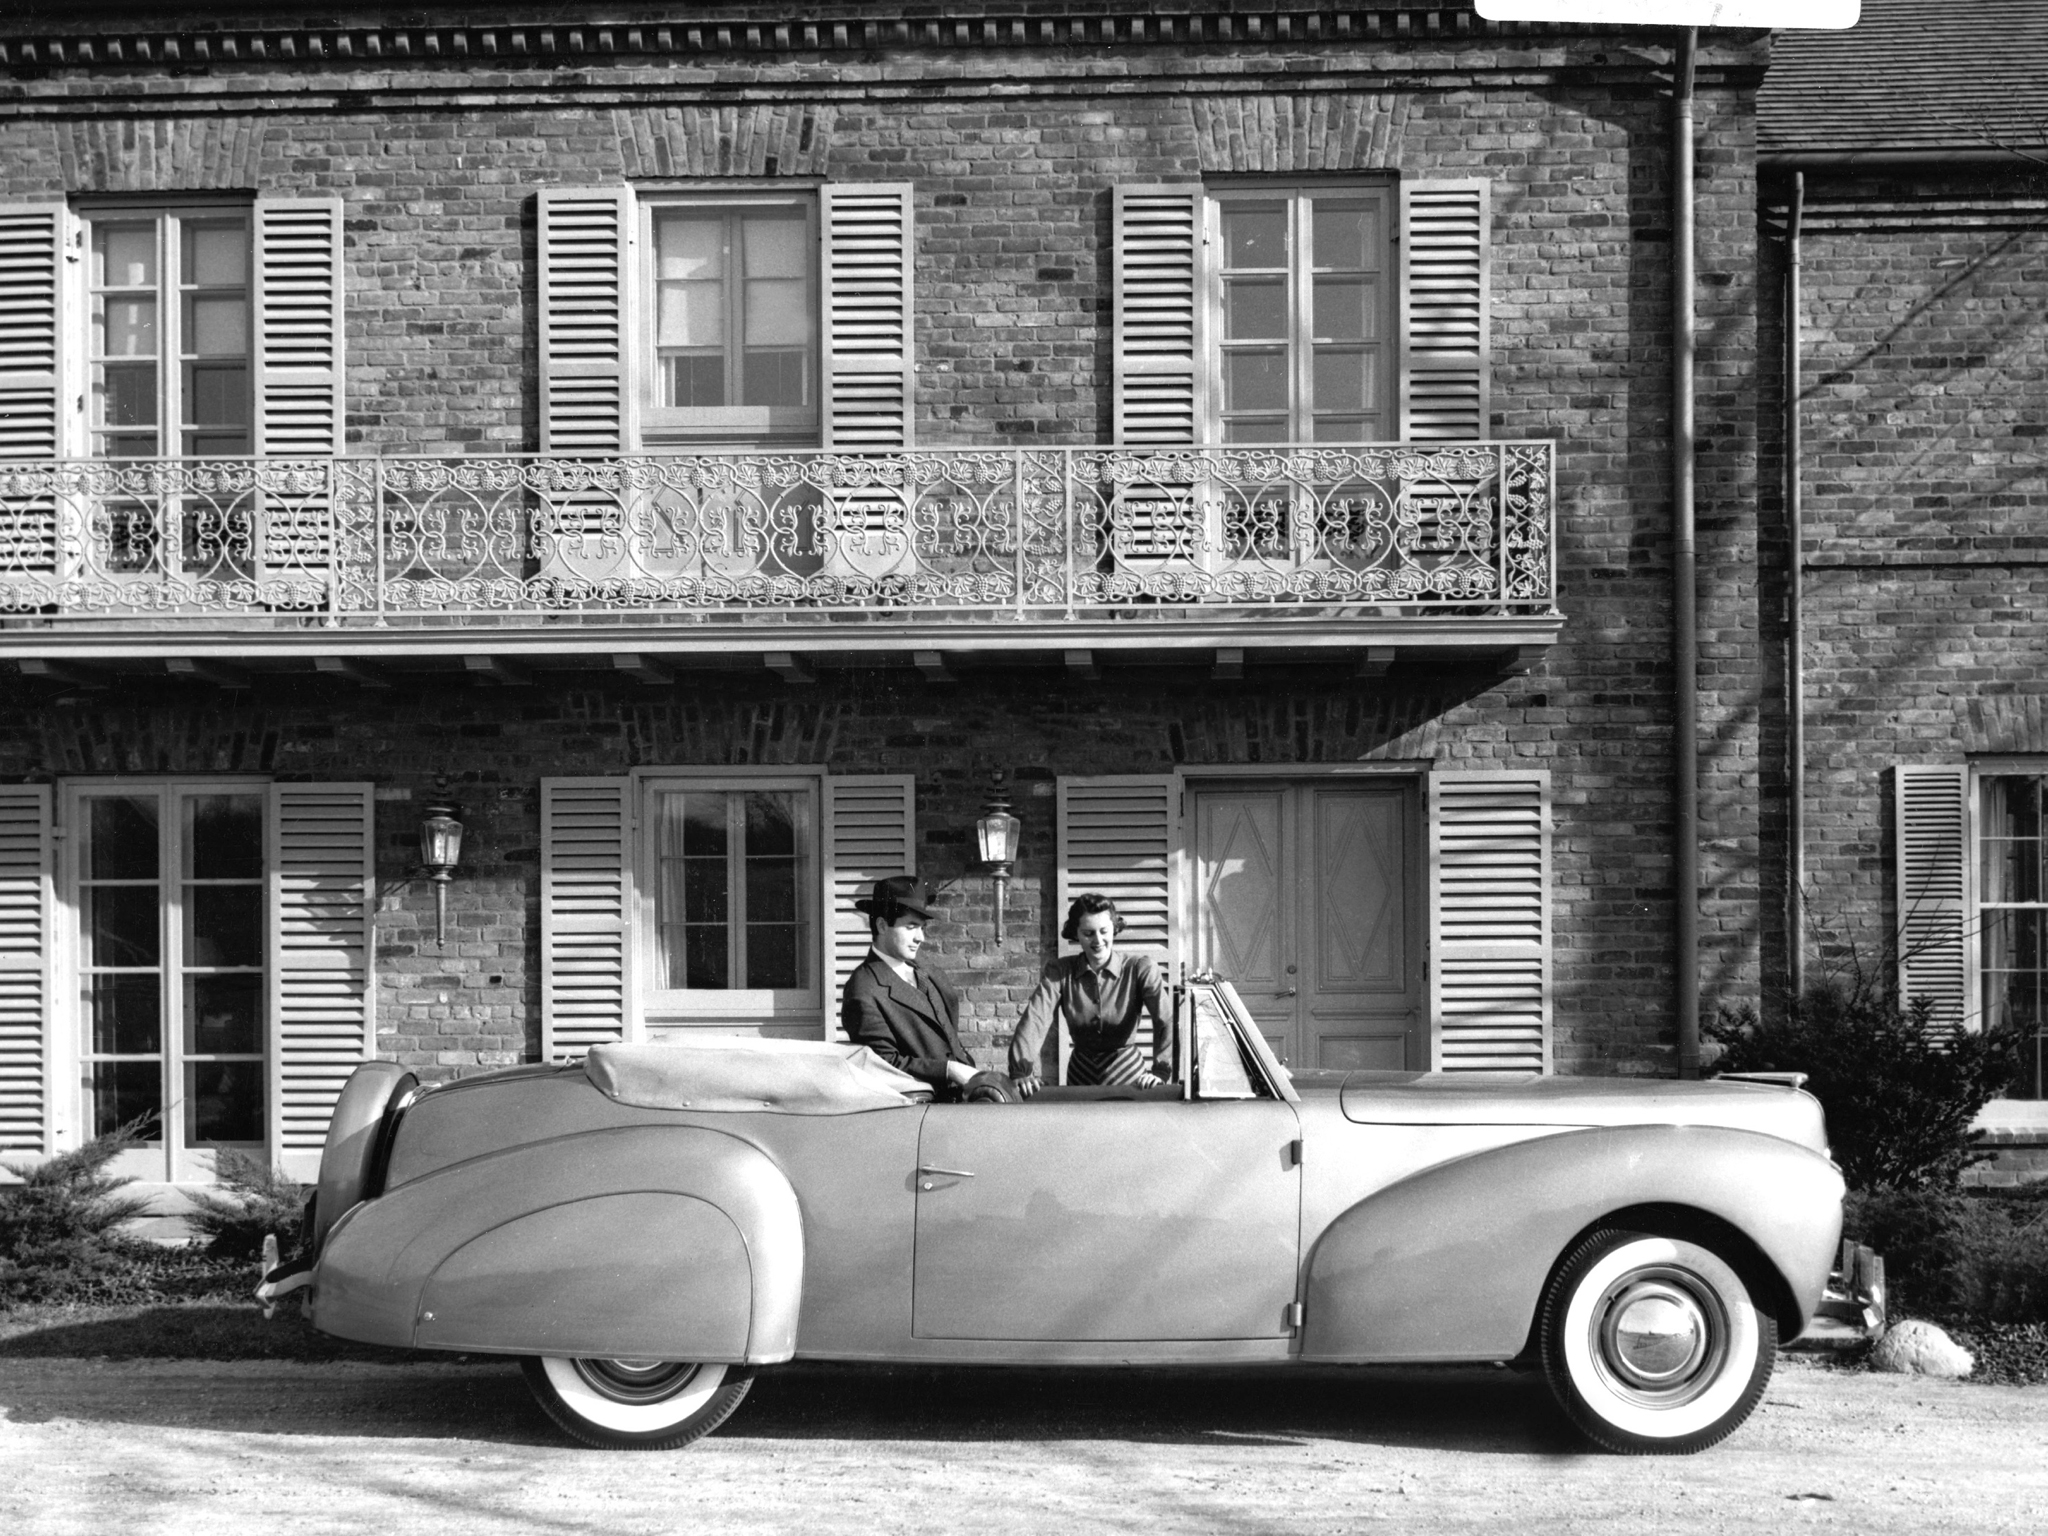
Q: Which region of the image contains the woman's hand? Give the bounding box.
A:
[1014,1073,1042,1099]
[1136,1072,1162,1089]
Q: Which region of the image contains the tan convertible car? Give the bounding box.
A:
[303,980,1845,1455]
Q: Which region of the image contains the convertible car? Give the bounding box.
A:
[300,980,1844,1455]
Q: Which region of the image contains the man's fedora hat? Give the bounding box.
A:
[854,875,939,922]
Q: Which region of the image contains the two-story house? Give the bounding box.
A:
[0,3,1767,1189]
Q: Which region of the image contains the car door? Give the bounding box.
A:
[910,1097,1302,1341]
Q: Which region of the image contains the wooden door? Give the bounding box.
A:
[1193,781,1420,1069]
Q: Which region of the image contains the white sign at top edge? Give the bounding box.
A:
[1475,1,1860,27]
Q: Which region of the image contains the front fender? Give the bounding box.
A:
[311,1125,803,1364]
[1300,1124,1845,1363]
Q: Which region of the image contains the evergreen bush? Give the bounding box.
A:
[0,1120,156,1304]
[182,1150,308,1260]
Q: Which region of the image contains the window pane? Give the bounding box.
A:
[188,795,263,879]
[1312,202,1372,269]
[95,226,156,288]
[185,224,248,287]
[96,298,159,358]
[1313,416,1372,443]
[1224,350,1289,413]
[1313,279,1370,342]
[1982,777,2044,905]
[90,973,161,1055]
[677,797,728,856]
[746,794,798,857]
[684,926,729,990]
[189,973,262,1055]
[1314,349,1376,414]
[1224,419,1289,444]
[656,217,725,281]
[93,1060,162,1138]
[742,216,808,278]
[747,925,800,989]
[1222,205,1287,268]
[187,297,249,358]
[88,885,160,968]
[742,349,807,408]
[657,281,726,349]
[95,364,159,429]
[665,354,726,408]
[1223,279,1287,341]
[744,279,810,347]
[186,1061,263,1144]
[188,885,262,968]
[746,857,797,922]
[186,363,251,430]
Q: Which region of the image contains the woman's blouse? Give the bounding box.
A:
[1007,950,1169,1080]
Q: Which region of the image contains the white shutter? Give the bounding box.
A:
[538,186,633,454]
[821,183,914,449]
[821,775,916,1037]
[0,204,65,587]
[0,786,51,1156]
[1056,775,1180,971]
[1398,179,1491,442]
[254,198,346,457]
[267,783,374,1180]
[542,777,633,1057]
[1894,764,1970,1032]
[1428,769,1549,1072]
[1112,186,1204,446]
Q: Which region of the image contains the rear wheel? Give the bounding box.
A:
[1538,1227,1777,1454]
[521,1356,754,1450]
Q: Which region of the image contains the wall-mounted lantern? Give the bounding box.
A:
[974,774,1022,943]
[419,800,464,949]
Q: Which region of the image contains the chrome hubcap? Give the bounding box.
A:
[1593,1269,1725,1404]
[572,1358,704,1404]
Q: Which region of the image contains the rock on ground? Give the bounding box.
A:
[1871,1319,1976,1379]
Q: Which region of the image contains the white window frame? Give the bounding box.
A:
[1204,177,1397,446]
[632,768,825,1027]
[1967,759,2048,1128]
[54,775,272,1183]
[635,189,821,448]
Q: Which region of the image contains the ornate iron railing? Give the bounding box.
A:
[0,444,1555,630]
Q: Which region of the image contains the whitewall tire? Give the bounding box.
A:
[521,1356,754,1450]
[1538,1227,1777,1455]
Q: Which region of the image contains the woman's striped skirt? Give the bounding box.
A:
[1066,1043,1148,1087]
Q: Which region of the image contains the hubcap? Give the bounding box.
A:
[572,1358,705,1404]
[1593,1268,1726,1404]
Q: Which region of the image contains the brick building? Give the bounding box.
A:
[0,2,1775,1190]
[1759,0,2048,1183]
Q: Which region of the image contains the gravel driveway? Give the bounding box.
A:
[3,1354,2043,1535]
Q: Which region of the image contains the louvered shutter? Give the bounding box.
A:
[1427,769,1549,1072]
[1056,776,1180,968]
[0,204,66,587]
[821,183,914,449]
[1112,186,1204,446]
[267,783,374,1181]
[1894,764,1970,1032]
[0,786,51,1156]
[821,775,916,1037]
[254,198,346,457]
[538,187,633,454]
[541,777,634,1057]
[1398,179,1491,442]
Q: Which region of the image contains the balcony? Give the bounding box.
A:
[0,444,1559,677]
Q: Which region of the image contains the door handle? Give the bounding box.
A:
[918,1165,976,1190]
[1275,987,1298,997]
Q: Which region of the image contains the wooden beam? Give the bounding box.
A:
[1498,645,1547,678]
[166,657,251,689]
[612,653,675,686]
[463,655,532,687]
[1356,646,1396,677]
[313,657,391,688]
[18,659,108,689]
[764,651,815,685]
[913,650,955,684]
[1212,647,1245,681]
[1064,649,1099,680]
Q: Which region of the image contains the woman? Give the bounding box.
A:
[1009,893,1172,1096]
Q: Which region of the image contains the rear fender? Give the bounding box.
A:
[311,1125,802,1364]
[1300,1124,1845,1363]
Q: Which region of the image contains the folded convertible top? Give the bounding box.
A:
[584,1036,928,1114]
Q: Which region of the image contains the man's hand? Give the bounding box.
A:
[1136,1072,1163,1089]
[944,1060,979,1089]
[1014,1072,1042,1099]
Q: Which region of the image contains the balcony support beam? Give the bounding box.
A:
[1213,648,1245,681]
[1497,646,1546,678]
[1356,647,1396,677]
[765,652,815,685]
[18,659,108,689]
[464,655,532,687]
[1064,649,1099,680]
[314,657,391,688]
[612,653,675,686]
[166,657,251,689]
[914,650,956,684]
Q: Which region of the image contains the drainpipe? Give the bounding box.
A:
[1673,28,1700,1078]
[1785,172,1807,1003]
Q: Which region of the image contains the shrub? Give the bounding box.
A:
[1705,982,2023,1190]
[182,1150,308,1260]
[1844,1188,2048,1326]
[0,1120,157,1304]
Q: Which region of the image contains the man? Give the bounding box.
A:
[840,876,980,1095]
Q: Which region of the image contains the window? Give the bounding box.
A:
[1209,183,1394,444]
[1979,774,2048,1100]
[641,198,818,444]
[83,207,253,459]
[74,784,267,1180]
[641,775,820,1022]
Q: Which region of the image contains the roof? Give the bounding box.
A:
[1760,0,2048,157]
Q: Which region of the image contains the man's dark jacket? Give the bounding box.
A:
[841,954,974,1089]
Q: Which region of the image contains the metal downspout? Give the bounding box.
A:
[1785,172,1807,1002]
[1673,29,1700,1078]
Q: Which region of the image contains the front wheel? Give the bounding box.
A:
[521,1356,754,1450]
[1538,1227,1777,1455]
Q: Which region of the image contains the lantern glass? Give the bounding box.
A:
[976,808,1020,868]
[420,806,464,873]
